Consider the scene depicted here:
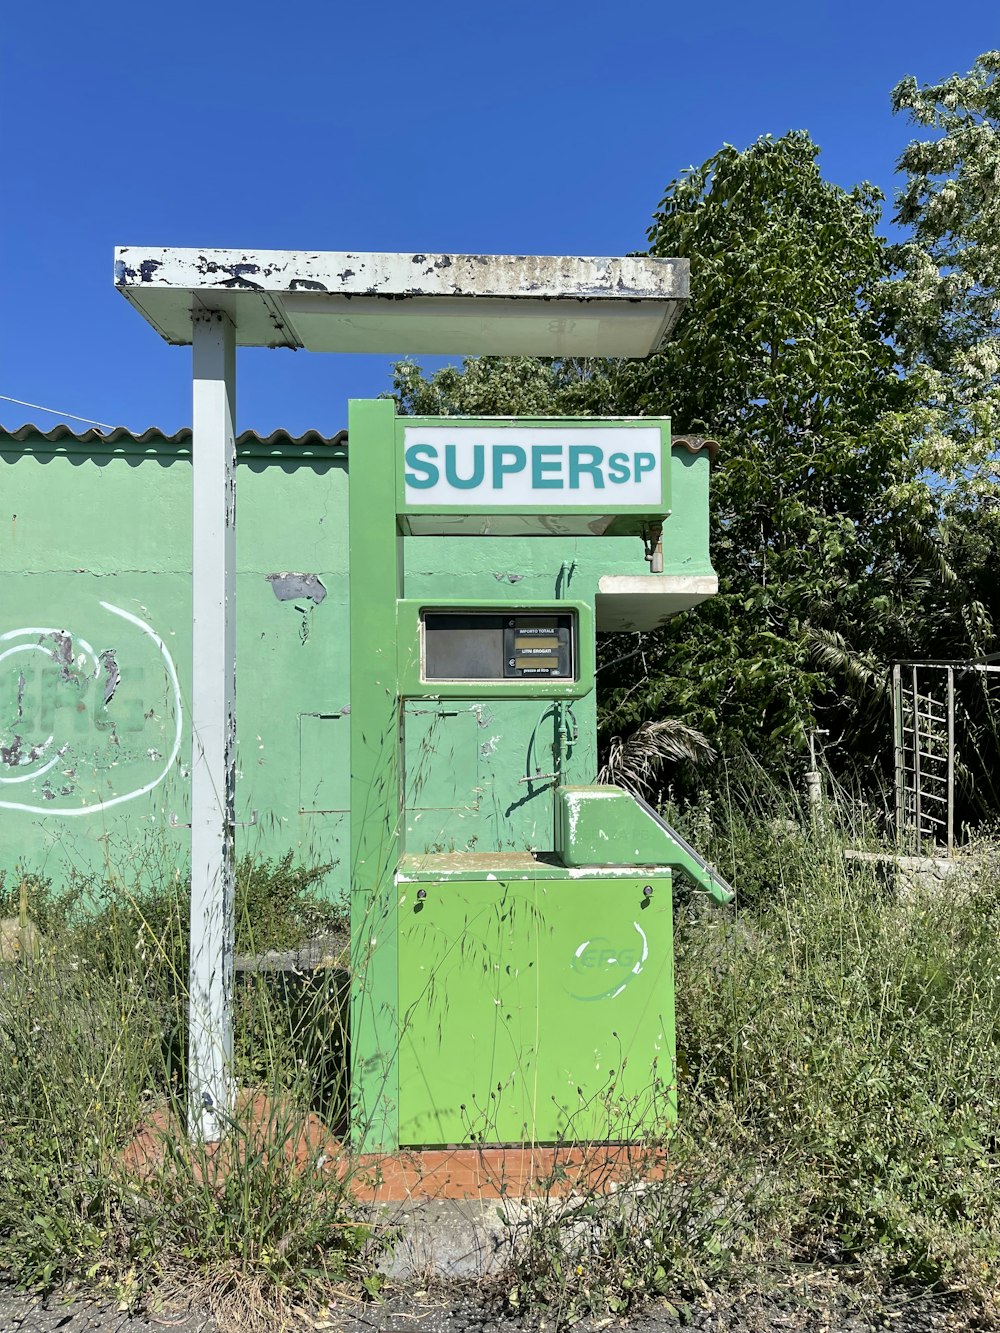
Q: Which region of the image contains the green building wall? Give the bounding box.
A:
[0,425,711,898]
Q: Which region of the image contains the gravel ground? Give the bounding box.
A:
[0,1277,985,1333]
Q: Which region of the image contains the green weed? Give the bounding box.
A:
[6,794,1000,1329]
[0,853,369,1330]
[496,778,1000,1324]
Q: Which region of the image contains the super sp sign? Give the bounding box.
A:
[402,425,664,509]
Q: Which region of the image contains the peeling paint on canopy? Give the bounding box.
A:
[114,248,690,357]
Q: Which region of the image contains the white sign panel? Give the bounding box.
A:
[402,426,663,508]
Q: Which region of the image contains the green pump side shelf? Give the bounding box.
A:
[555,785,735,904]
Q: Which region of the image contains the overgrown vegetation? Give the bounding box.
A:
[1,850,345,966]
[5,801,1000,1328]
[495,779,1000,1325]
[0,855,363,1329]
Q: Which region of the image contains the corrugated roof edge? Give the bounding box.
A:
[3,424,716,458]
[672,435,720,464]
[0,424,348,448]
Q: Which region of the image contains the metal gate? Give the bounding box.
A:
[892,663,955,853]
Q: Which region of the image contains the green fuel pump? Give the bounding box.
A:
[348,399,732,1153]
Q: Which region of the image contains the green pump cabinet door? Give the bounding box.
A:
[397,875,675,1146]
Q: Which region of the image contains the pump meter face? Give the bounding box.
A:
[422,610,576,681]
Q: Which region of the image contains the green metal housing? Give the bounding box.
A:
[397,868,675,1145]
[345,401,725,1151]
[556,786,734,904]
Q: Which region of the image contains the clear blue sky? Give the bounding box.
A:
[0,1,994,438]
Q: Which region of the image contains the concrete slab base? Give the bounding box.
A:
[376,1200,512,1279]
[844,849,963,894]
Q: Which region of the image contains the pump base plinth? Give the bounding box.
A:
[347,1142,670,1202]
[119,1090,339,1187]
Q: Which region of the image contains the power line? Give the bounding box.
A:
[0,395,114,432]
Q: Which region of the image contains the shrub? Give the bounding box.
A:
[0,852,367,1326]
[498,778,1000,1322]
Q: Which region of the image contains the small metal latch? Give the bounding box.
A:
[518,771,558,784]
[642,524,664,574]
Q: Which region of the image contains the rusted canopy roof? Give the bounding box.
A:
[114,249,689,358]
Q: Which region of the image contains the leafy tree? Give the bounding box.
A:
[391,353,604,418]
[888,50,1000,496]
[392,134,976,801]
[877,50,1000,821]
[600,133,933,775]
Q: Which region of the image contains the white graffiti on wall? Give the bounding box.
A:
[0,602,182,816]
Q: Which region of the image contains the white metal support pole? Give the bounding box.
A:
[189,310,237,1142]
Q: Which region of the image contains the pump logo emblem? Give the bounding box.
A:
[566,922,649,1002]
